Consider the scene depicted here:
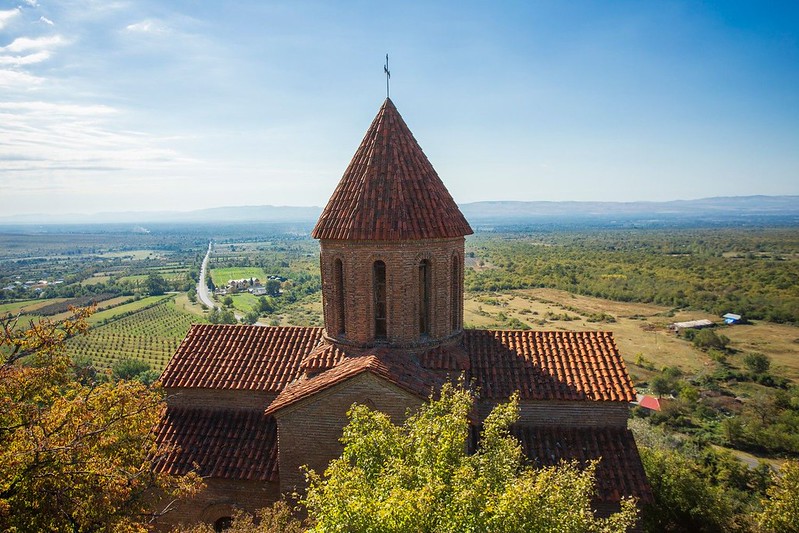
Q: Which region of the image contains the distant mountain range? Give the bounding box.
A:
[1,196,797,227]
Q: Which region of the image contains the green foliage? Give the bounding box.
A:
[465,229,799,323]
[759,460,799,532]
[0,309,201,532]
[304,383,637,532]
[209,307,237,324]
[691,329,730,351]
[640,446,741,532]
[146,272,170,296]
[223,295,234,307]
[743,352,771,375]
[173,501,307,533]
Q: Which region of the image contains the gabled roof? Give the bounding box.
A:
[265,352,443,415]
[159,324,323,391]
[312,98,473,241]
[464,330,635,402]
[513,426,653,503]
[153,407,278,481]
[162,326,634,404]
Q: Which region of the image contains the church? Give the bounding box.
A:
[153,98,651,530]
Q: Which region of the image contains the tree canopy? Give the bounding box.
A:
[303,383,638,533]
[0,308,200,532]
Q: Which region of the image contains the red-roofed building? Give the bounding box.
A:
[153,98,650,530]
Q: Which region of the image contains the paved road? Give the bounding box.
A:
[197,242,217,309]
[197,241,249,323]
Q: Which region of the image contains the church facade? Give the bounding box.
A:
[154,99,651,530]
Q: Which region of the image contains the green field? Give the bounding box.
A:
[210,267,268,286]
[65,297,205,372]
[0,298,69,315]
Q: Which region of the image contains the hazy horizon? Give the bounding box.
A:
[2,1,798,217]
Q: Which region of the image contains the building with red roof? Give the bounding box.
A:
[153,98,650,530]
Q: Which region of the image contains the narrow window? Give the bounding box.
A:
[334,258,345,335]
[419,260,431,335]
[374,261,387,339]
[451,255,461,331]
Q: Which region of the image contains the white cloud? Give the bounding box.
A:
[0,69,44,87]
[1,35,66,53]
[0,50,51,66]
[39,16,54,26]
[22,0,39,7]
[125,18,169,34]
[0,8,21,30]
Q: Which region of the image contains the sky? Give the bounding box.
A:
[1,0,798,217]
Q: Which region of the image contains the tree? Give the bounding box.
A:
[209,307,237,325]
[223,296,234,307]
[759,460,799,532]
[0,308,201,532]
[187,287,197,303]
[743,352,771,375]
[691,329,730,352]
[146,272,170,296]
[639,447,736,532]
[112,357,160,385]
[303,383,637,532]
[265,279,281,297]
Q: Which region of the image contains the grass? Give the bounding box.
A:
[0,298,69,315]
[209,267,268,287]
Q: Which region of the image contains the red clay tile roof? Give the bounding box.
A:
[162,326,633,403]
[159,324,323,391]
[266,351,444,415]
[312,98,473,241]
[153,407,278,481]
[512,426,652,504]
[464,330,635,402]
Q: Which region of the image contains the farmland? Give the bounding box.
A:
[65,296,205,372]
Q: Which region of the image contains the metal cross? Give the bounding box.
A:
[384,54,390,98]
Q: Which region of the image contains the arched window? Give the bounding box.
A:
[214,517,233,532]
[451,254,461,331]
[373,261,387,339]
[334,258,345,335]
[419,260,431,335]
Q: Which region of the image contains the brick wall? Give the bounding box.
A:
[165,387,276,410]
[478,400,631,427]
[319,237,465,347]
[151,478,280,532]
[274,372,423,494]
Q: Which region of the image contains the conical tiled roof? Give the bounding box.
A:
[312,98,473,241]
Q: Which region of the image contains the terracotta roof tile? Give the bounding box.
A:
[159,324,323,391]
[312,98,473,241]
[463,330,635,402]
[512,426,652,503]
[266,351,444,415]
[153,407,278,481]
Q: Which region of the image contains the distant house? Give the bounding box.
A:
[670,319,714,333]
[723,313,742,325]
[250,286,267,296]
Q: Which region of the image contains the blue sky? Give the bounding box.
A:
[1,0,797,216]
